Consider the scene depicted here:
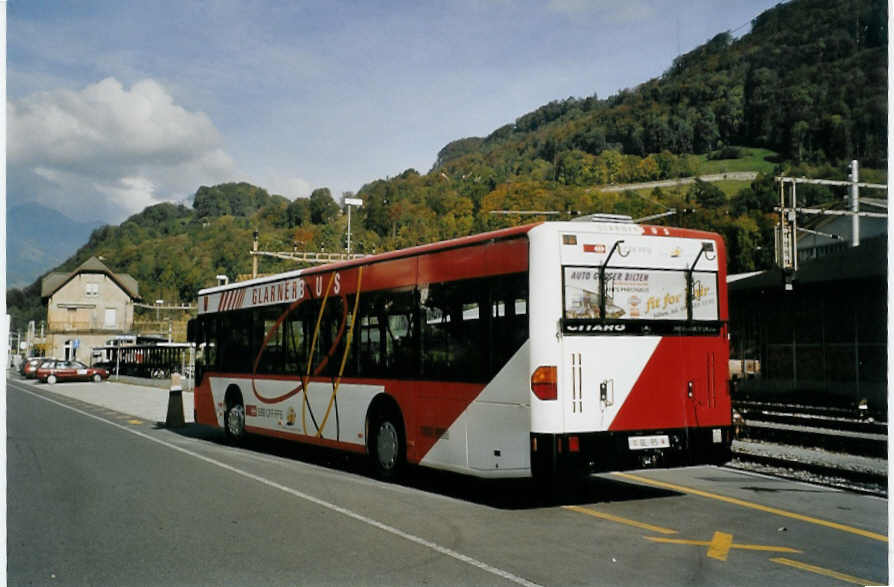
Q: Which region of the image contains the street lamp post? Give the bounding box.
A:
[344,197,363,254]
[155,299,163,323]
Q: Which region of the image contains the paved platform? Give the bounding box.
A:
[12,373,195,425]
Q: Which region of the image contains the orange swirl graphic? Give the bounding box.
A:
[249,273,347,407]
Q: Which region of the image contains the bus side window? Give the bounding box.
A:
[383,288,417,375]
[283,312,308,376]
[290,297,347,378]
[454,299,485,380]
[318,296,346,377]
[219,310,252,373]
[255,307,285,374]
[205,317,218,372]
[421,279,488,382]
[421,284,451,378]
[357,311,382,376]
[353,292,395,378]
[490,273,529,376]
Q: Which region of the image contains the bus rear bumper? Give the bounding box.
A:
[530,427,733,477]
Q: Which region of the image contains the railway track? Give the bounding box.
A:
[730,400,887,495]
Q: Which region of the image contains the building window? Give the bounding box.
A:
[104,308,117,327]
[86,283,99,297]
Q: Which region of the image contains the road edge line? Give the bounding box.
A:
[15,384,542,587]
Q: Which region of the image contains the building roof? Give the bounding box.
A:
[728,235,886,292]
[41,256,141,300]
[797,214,887,251]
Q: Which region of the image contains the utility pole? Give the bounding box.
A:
[848,160,859,247]
[344,197,363,254]
[774,160,887,290]
[252,230,259,278]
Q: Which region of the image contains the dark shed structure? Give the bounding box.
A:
[728,236,887,416]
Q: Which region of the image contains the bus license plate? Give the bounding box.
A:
[628,435,670,450]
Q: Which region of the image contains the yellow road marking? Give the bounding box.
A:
[563,505,677,535]
[127,419,143,425]
[612,472,888,543]
[644,534,801,559]
[770,557,882,585]
[706,531,733,561]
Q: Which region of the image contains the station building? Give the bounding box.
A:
[728,234,886,417]
[41,257,141,364]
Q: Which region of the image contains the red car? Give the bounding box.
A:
[21,357,45,379]
[37,359,109,384]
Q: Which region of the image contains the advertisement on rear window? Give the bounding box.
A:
[690,271,719,320]
[563,267,718,322]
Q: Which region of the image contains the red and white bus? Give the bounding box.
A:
[188,217,732,480]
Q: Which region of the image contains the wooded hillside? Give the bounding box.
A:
[8,0,887,329]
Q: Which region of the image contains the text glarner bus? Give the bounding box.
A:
[188,219,732,480]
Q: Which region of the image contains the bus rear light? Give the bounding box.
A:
[568,435,580,452]
[531,365,558,400]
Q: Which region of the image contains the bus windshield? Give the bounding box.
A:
[562,266,719,322]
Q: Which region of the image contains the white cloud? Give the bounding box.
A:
[262,176,313,200]
[8,77,236,222]
[93,176,160,216]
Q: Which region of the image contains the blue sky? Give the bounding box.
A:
[8,0,782,224]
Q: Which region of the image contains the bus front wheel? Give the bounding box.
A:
[370,408,405,480]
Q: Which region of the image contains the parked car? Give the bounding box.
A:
[21,357,46,379]
[37,359,109,384]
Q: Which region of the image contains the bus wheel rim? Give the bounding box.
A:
[376,421,399,470]
[228,405,245,437]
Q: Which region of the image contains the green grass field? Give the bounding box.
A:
[696,147,780,175]
[618,179,749,204]
[708,180,751,197]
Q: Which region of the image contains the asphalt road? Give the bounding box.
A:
[8,378,889,586]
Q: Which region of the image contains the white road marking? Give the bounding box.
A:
[18,385,541,587]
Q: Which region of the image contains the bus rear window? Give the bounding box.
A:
[563,266,718,321]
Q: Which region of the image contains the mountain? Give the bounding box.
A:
[432,0,886,174]
[6,204,102,288]
[6,0,888,330]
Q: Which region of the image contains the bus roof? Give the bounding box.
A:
[199,223,541,295]
[198,220,724,296]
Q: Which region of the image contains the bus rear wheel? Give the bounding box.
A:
[370,409,405,480]
[224,402,245,443]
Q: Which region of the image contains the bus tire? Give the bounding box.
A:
[370,405,405,480]
[224,390,246,443]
